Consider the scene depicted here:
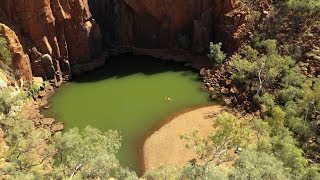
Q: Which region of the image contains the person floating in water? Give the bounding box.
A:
[165,97,172,102]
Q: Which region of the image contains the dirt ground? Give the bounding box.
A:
[143,105,224,172]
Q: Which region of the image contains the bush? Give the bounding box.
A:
[230,39,295,96]
[53,127,138,179]
[208,42,226,67]
[43,81,50,88]
[0,36,12,72]
[230,149,288,180]
[0,88,26,115]
[286,0,320,11]
[28,83,40,97]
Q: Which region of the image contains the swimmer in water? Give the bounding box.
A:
[165,97,172,101]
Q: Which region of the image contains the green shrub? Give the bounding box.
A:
[0,36,12,72]
[43,80,50,88]
[0,88,26,115]
[230,39,295,96]
[208,42,226,67]
[287,0,320,11]
[230,149,289,180]
[231,73,247,88]
[29,83,41,96]
[53,127,138,179]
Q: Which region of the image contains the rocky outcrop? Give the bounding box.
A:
[0,0,249,81]
[0,0,104,83]
[0,24,33,84]
[89,0,248,54]
[212,0,248,53]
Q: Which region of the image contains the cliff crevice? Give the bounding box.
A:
[89,0,247,54]
[0,0,103,84]
[0,0,249,84]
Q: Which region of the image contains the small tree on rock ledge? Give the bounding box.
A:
[208,42,227,67]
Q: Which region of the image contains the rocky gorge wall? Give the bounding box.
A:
[0,23,33,85]
[0,0,248,85]
[89,0,247,53]
[0,0,103,85]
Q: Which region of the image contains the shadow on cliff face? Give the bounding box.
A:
[72,54,201,83]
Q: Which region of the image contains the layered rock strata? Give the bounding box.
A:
[89,0,247,54]
[0,0,248,82]
[0,0,103,84]
[0,23,32,84]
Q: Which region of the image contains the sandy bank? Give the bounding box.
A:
[143,105,224,172]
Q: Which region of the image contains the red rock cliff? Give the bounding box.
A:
[89,0,246,54]
[0,0,248,82]
[0,0,103,84]
[0,23,33,84]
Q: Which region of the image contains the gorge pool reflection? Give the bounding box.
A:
[42,55,212,173]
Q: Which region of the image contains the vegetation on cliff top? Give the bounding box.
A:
[204,38,320,178]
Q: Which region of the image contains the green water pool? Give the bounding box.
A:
[43,55,212,173]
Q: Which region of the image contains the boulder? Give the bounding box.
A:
[38,90,46,98]
[221,87,229,94]
[224,97,232,105]
[41,54,56,80]
[52,122,64,132]
[42,118,55,125]
[230,86,239,94]
[208,87,215,92]
[32,77,43,87]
